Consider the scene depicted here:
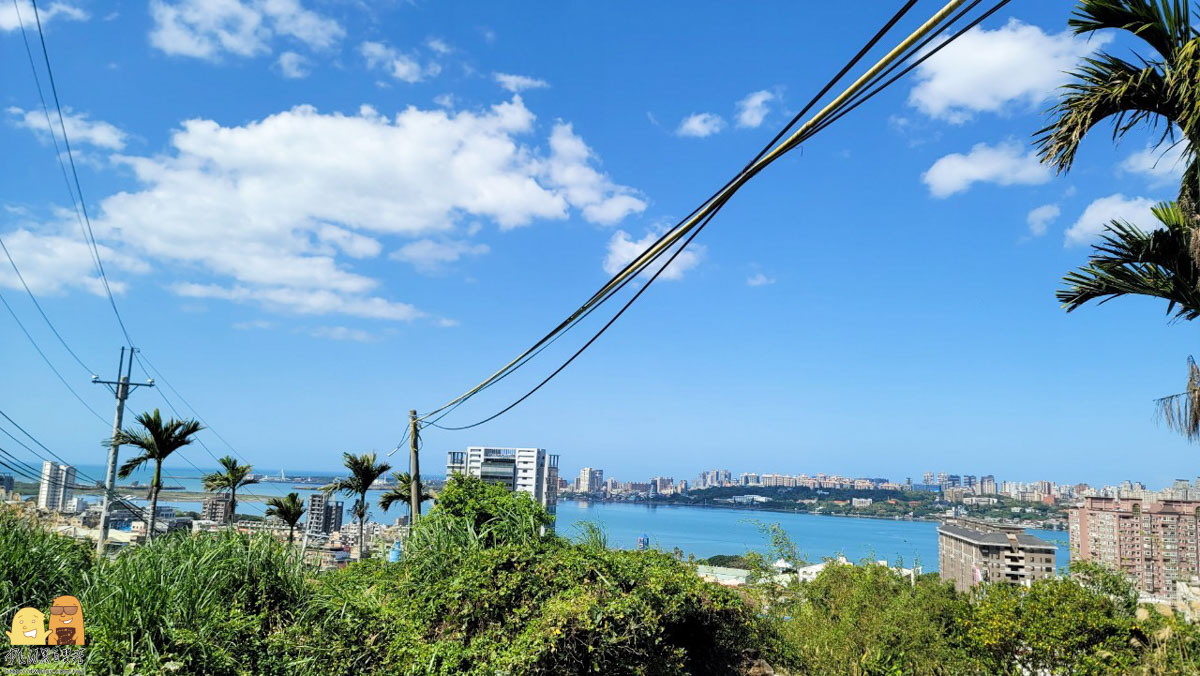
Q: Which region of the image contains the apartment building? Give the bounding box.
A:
[305,493,345,535]
[447,447,559,527]
[937,518,1057,592]
[201,495,231,523]
[36,461,75,512]
[577,467,604,494]
[1070,496,1200,595]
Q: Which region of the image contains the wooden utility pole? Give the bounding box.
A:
[409,410,421,524]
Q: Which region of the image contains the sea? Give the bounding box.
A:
[67,464,1069,572]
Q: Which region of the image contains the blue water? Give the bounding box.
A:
[69,465,1069,572]
[554,501,1069,573]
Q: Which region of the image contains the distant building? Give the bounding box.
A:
[36,461,75,512]
[201,495,231,523]
[306,493,344,535]
[937,518,1056,592]
[577,467,604,494]
[1070,497,1200,595]
[980,475,997,495]
[447,447,560,528]
[0,474,13,495]
[851,497,873,508]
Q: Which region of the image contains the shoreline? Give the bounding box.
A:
[559,497,1068,531]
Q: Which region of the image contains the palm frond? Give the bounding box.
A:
[1057,202,1200,319]
[1070,0,1197,61]
[1036,52,1175,173]
[1156,356,1200,440]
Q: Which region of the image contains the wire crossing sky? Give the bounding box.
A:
[0,1,1195,488]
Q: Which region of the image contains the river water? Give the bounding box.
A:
[70,465,1068,572]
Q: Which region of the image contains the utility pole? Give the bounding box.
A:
[409,409,421,525]
[92,347,154,555]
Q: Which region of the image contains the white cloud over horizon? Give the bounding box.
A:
[923,140,1051,197]
[4,97,647,319]
[746,272,775,287]
[1065,194,1158,246]
[149,0,344,60]
[675,113,724,138]
[735,90,775,128]
[909,19,1109,123]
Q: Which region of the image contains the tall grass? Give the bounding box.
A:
[81,530,309,674]
[0,511,92,621]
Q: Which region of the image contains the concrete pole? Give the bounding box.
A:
[409,410,421,524]
[97,350,129,556]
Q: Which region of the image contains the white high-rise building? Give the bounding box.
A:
[577,467,604,494]
[447,447,560,528]
[37,461,75,512]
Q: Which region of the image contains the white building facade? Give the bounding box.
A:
[447,446,560,528]
[36,461,75,512]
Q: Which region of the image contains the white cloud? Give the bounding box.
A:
[735,90,774,128]
[309,325,375,342]
[390,238,489,272]
[493,72,549,93]
[0,2,86,31]
[746,272,775,287]
[544,123,647,225]
[1026,204,1060,237]
[675,113,725,138]
[0,228,147,296]
[8,106,127,150]
[604,229,704,281]
[1121,142,1189,183]
[149,0,343,60]
[11,97,644,319]
[426,37,451,55]
[1065,194,1157,246]
[360,40,436,83]
[909,19,1110,123]
[923,140,1051,198]
[276,50,309,78]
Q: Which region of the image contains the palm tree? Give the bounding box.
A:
[1060,202,1200,438]
[1035,0,1200,228]
[202,455,259,526]
[1042,1,1200,439]
[322,452,391,560]
[265,492,306,543]
[113,409,204,541]
[378,471,434,522]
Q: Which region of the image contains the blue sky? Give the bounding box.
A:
[0,0,1195,488]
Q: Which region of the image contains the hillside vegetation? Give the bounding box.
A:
[3,476,1200,674]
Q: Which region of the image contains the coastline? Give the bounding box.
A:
[559,496,1068,531]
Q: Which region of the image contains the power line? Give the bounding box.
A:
[421,0,996,430]
[25,0,134,347]
[0,286,109,424]
[0,237,94,375]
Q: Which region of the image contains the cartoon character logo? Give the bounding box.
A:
[6,607,46,645]
[46,595,84,646]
